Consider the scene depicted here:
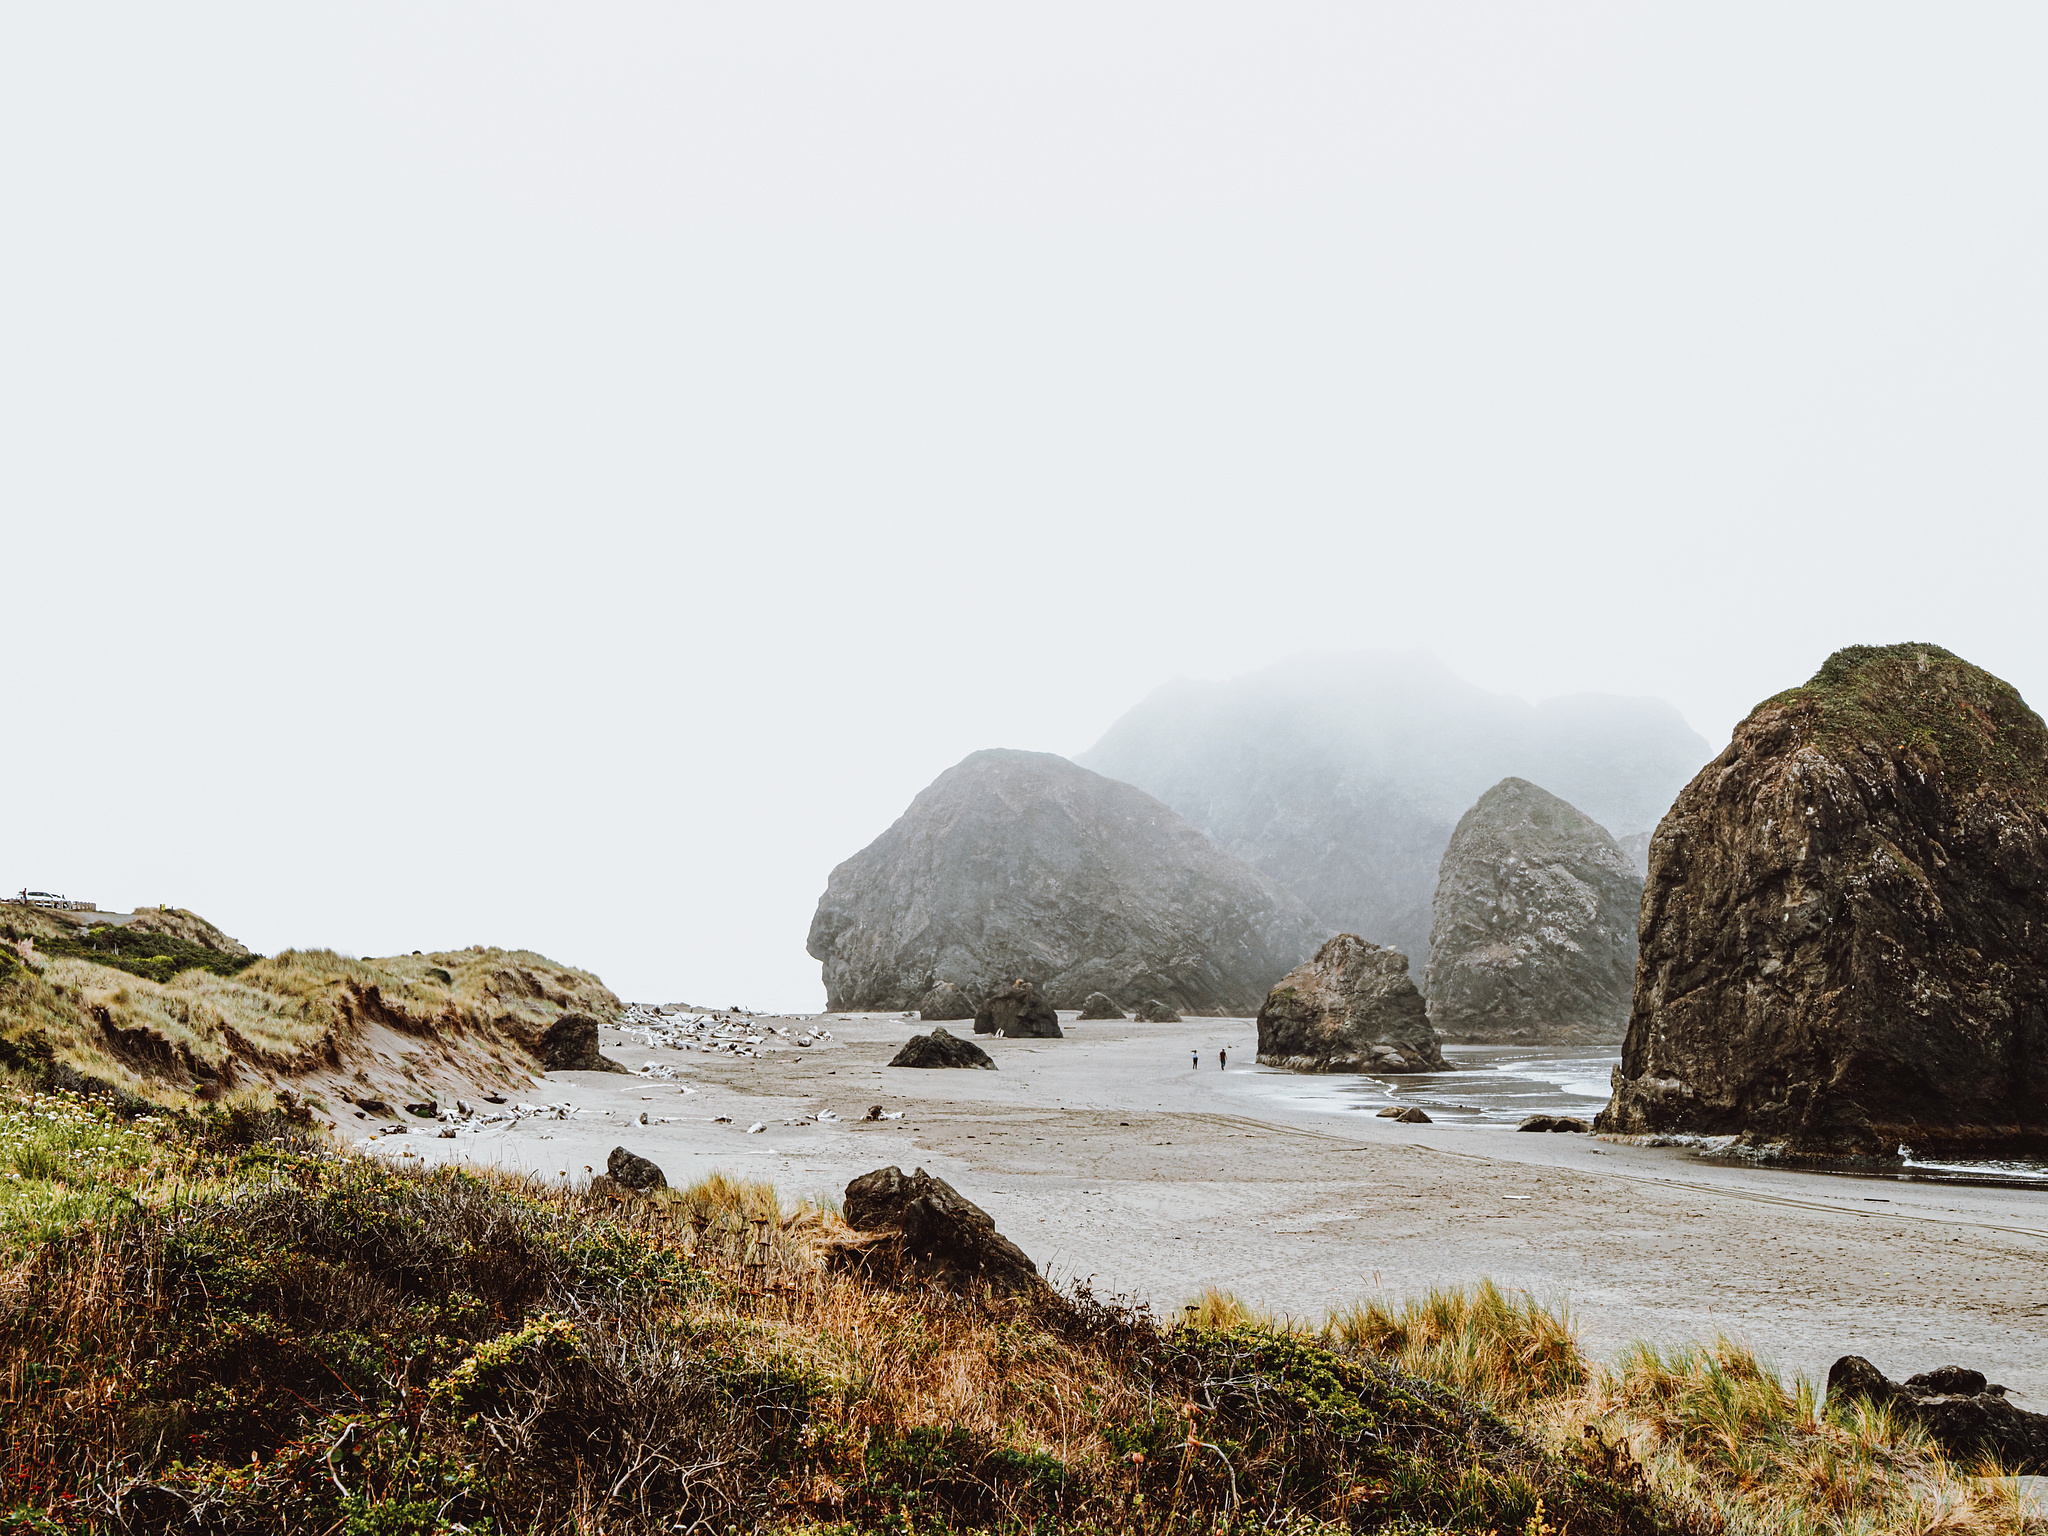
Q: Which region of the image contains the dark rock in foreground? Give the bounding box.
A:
[1077,991,1125,1019]
[916,981,977,1021]
[538,1013,628,1074]
[888,1027,996,1070]
[1425,778,1641,1046]
[1828,1356,2048,1472]
[973,978,1063,1038]
[606,1146,667,1192]
[1258,935,1446,1073]
[1518,1115,1590,1133]
[837,1165,1039,1296]
[806,748,1320,1014]
[1132,998,1180,1023]
[1601,644,2048,1157]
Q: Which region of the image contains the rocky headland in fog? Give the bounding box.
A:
[806,748,1321,1015]
[1425,777,1641,1046]
[1076,651,1707,966]
[1601,643,2048,1158]
[1256,933,1445,1073]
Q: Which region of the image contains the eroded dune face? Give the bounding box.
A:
[1602,643,2048,1158]
[806,748,1320,1015]
[1425,777,1641,1048]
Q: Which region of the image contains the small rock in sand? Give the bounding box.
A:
[889,1027,997,1070]
[606,1146,667,1193]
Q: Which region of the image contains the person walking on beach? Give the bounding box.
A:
[1219,1047,1227,1070]
[1191,1048,1199,1069]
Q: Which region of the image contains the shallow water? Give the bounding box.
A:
[1255,1044,2048,1185]
[1260,1042,1620,1126]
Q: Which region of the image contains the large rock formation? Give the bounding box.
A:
[1257,934,1446,1073]
[1077,992,1125,1020]
[807,748,1321,1013]
[1077,652,1707,966]
[972,978,1063,1038]
[1600,644,2048,1157]
[1424,778,1642,1046]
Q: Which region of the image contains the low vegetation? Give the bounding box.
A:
[0,1087,2032,1534]
[0,1086,1680,1535]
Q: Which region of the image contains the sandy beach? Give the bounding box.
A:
[372,1010,2048,1406]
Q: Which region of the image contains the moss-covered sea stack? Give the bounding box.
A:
[1601,643,2048,1157]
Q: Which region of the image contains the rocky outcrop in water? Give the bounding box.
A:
[916,982,977,1021]
[972,978,1063,1038]
[807,748,1320,1014]
[1600,644,2048,1157]
[1257,934,1446,1073]
[1077,652,1707,965]
[1828,1357,2048,1472]
[1425,778,1641,1046]
[1077,992,1125,1019]
[889,1027,996,1069]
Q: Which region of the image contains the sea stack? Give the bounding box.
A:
[806,748,1320,1014]
[1424,778,1642,1046]
[1600,644,2048,1157]
[1257,934,1446,1073]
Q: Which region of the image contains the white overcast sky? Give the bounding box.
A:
[4,5,2044,1008]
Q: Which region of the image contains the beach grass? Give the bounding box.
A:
[1312,1285,2036,1535]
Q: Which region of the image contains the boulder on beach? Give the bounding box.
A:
[606,1146,667,1193]
[806,748,1321,1015]
[1390,1106,1432,1124]
[1076,992,1126,1020]
[835,1165,1040,1296]
[1828,1356,2048,1472]
[915,981,978,1021]
[1517,1115,1590,1133]
[537,1013,629,1074]
[972,978,1063,1039]
[1132,998,1180,1023]
[888,1027,996,1070]
[1424,778,1642,1046]
[1257,934,1446,1074]
[1600,644,2048,1158]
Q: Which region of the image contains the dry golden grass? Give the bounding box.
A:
[1305,1283,2042,1536]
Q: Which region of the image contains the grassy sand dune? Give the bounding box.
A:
[1,904,618,1116]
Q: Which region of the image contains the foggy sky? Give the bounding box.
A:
[5,5,2045,1009]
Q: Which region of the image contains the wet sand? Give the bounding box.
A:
[373,1010,2048,1405]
